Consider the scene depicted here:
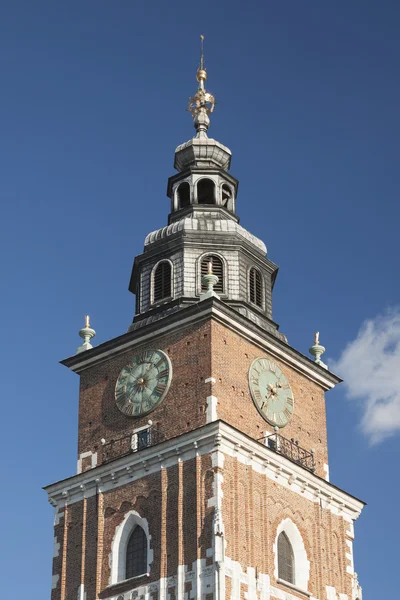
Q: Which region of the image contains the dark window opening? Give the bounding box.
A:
[153,261,172,302]
[197,179,216,205]
[201,255,224,294]
[126,526,147,579]
[278,531,295,584]
[222,184,232,208]
[249,268,263,307]
[177,182,190,209]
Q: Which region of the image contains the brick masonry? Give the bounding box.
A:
[49,314,362,600]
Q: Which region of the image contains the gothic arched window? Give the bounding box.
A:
[201,255,224,294]
[197,178,216,204]
[249,267,263,307]
[153,261,172,303]
[126,526,147,579]
[278,531,295,584]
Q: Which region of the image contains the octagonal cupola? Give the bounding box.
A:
[128,38,286,344]
[167,40,239,222]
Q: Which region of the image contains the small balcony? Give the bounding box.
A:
[102,426,162,464]
[259,432,316,473]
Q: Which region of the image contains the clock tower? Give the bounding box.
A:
[45,42,364,600]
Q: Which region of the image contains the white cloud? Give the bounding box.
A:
[331,308,400,444]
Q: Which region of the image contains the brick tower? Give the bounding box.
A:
[45,43,364,600]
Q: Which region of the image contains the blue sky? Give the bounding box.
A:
[0,2,399,598]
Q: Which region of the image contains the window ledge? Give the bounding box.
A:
[277,579,310,597]
[107,573,150,592]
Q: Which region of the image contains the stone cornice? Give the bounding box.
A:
[61,298,341,391]
[44,421,364,522]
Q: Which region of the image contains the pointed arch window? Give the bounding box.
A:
[278,531,295,584]
[249,267,263,307]
[153,261,172,303]
[126,526,147,579]
[201,255,224,294]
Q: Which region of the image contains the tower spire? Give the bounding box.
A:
[199,33,205,71]
[187,35,215,138]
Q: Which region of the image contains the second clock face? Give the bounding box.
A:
[249,357,294,428]
[115,349,172,417]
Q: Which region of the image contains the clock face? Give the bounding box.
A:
[115,349,172,417]
[249,357,294,428]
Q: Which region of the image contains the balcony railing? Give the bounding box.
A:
[259,432,316,473]
[102,426,162,464]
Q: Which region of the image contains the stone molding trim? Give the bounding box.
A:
[61,298,341,391]
[144,214,267,255]
[45,421,364,524]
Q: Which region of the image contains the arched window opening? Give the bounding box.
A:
[222,184,233,209]
[249,268,263,307]
[177,182,190,209]
[197,179,216,205]
[126,526,147,579]
[153,261,172,303]
[278,532,295,584]
[201,255,224,294]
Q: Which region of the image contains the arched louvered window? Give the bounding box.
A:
[278,531,295,584]
[126,526,147,579]
[201,255,224,294]
[249,267,263,307]
[153,261,172,303]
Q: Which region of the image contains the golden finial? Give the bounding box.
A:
[314,331,319,345]
[207,260,213,275]
[85,315,90,328]
[188,35,215,121]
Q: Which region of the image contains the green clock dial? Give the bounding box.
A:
[115,349,172,417]
[248,357,294,428]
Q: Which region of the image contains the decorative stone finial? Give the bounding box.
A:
[309,331,327,369]
[76,315,96,354]
[187,35,215,138]
[200,260,220,301]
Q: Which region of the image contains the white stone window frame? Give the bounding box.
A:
[150,258,174,307]
[197,251,228,297]
[247,265,265,311]
[110,510,153,585]
[273,518,310,594]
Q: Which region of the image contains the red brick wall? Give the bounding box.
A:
[77,317,328,478]
[52,454,215,600]
[77,321,212,465]
[210,321,328,477]
[222,453,353,599]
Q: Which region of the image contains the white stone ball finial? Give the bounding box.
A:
[76,315,96,354]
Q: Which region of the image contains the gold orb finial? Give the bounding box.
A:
[196,68,207,82]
